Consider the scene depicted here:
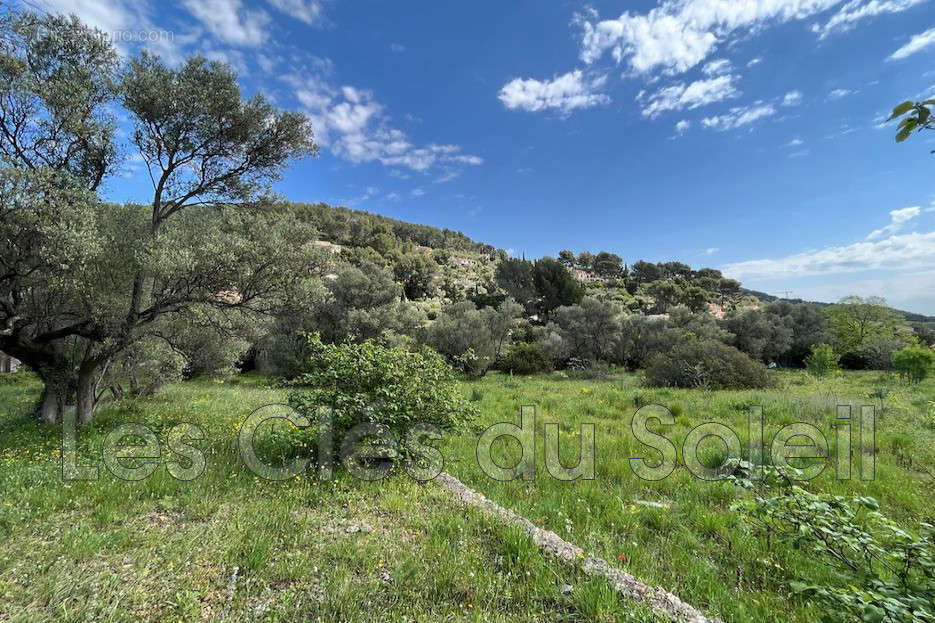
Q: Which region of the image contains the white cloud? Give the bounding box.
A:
[575,1,843,75]
[498,70,610,114]
[747,57,763,67]
[785,137,805,146]
[33,0,150,36]
[815,0,927,38]
[889,27,935,60]
[675,119,691,134]
[31,0,197,63]
[289,66,483,173]
[411,187,426,197]
[827,88,855,100]
[180,0,269,47]
[866,206,922,239]
[782,90,803,106]
[702,58,732,75]
[390,43,406,53]
[705,247,720,255]
[725,229,935,279]
[266,0,325,25]
[641,74,740,117]
[702,103,776,131]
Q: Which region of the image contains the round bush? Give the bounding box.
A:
[644,339,776,390]
[498,342,553,375]
[287,334,474,461]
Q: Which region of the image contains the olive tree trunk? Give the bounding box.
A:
[75,358,107,424]
[36,368,68,424]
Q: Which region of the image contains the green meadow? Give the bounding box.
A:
[1,369,933,622]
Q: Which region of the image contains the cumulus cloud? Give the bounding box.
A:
[785,137,805,146]
[641,74,740,117]
[675,119,691,134]
[815,0,927,38]
[180,0,270,47]
[725,230,935,279]
[866,206,922,239]
[289,67,482,173]
[498,70,610,114]
[889,26,935,60]
[575,1,843,75]
[702,103,776,131]
[266,0,325,25]
[782,90,803,106]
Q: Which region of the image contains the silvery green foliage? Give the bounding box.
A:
[0,12,117,188]
[0,9,318,421]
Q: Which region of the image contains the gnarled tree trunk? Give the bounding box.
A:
[75,358,106,424]
[36,368,68,425]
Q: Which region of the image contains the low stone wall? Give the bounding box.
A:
[436,472,722,623]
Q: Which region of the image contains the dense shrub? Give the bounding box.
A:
[287,334,474,461]
[892,344,935,384]
[720,308,793,363]
[419,300,521,376]
[644,339,776,389]
[764,301,834,367]
[611,315,681,369]
[860,337,908,371]
[551,296,620,361]
[498,342,553,375]
[805,343,838,379]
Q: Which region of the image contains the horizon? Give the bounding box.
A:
[23,0,935,314]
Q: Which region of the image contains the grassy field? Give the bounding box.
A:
[0,369,933,622]
[444,370,935,622]
[0,373,658,622]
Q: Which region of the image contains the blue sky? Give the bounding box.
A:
[27,0,935,313]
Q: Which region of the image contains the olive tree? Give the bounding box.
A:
[0,11,317,423]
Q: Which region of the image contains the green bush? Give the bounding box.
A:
[497,342,553,375]
[644,339,776,389]
[287,334,474,462]
[892,344,935,385]
[805,343,839,379]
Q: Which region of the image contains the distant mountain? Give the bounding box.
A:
[741,288,935,323]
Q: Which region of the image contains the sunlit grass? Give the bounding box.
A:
[444,369,935,622]
[0,372,657,622]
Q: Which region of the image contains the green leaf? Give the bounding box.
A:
[889,100,914,120]
[896,127,913,143]
[861,605,885,622]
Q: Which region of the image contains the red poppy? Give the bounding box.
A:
[618,554,628,562]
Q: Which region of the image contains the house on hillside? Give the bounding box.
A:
[1,352,20,373]
[570,268,601,283]
[707,302,727,319]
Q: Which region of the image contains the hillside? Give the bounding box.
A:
[742,288,935,323]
